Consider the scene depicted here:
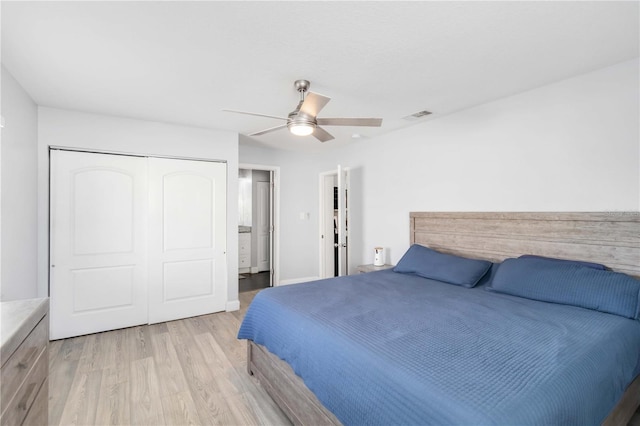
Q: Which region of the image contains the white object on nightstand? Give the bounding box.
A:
[373,247,384,266]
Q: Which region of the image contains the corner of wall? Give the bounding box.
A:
[1,65,39,301]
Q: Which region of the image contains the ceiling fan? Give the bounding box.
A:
[224,80,383,142]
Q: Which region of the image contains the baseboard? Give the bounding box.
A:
[226,299,240,312]
[250,266,259,274]
[278,276,320,286]
[239,267,250,274]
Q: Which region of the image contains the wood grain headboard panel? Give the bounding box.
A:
[410,212,640,278]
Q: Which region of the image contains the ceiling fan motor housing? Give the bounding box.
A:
[294,79,311,94]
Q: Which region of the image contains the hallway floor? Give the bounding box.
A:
[239,271,271,293]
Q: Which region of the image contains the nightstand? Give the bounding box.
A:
[356,264,394,273]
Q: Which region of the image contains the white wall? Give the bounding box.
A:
[37,107,240,306]
[348,59,639,269]
[1,66,39,301]
[240,141,331,282]
[240,59,640,282]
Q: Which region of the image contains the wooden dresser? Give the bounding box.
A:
[1,298,49,426]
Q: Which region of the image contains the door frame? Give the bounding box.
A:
[318,167,350,278]
[318,171,336,278]
[239,163,281,286]
[49,148,232,337]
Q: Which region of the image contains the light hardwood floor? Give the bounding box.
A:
[49,289,640,426]
[48,290,291,426]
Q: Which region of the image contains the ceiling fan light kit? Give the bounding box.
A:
[224,79,383,143]
[288,120,316,136]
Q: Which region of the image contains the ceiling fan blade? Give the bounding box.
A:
[249,124,288,136]
[317,117,383,127]
[223,109,287,121]
[313,126,335,143]
[300,92,331,117]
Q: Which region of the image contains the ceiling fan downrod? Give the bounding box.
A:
[294,79,310,102]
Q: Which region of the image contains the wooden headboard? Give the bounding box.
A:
[410,212,640,278]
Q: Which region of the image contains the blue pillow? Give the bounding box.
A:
[393,244,492,288]
[518,255,607,270]
[488,257,640,319]
[475,262,501,287]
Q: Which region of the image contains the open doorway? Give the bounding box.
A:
[238,164,280,292]
[319,166,350,278]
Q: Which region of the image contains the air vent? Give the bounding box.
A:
[403,110,432,121]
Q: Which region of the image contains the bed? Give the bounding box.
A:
[238,212,640,425]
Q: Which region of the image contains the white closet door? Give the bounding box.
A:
[148,158,227,324]
[50,150,148,340]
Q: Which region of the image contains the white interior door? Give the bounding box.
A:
[268,170,274,285]
[147,158,227,324]
[257,180,270,272]
[337,165,350,276]
[50,150,148,340]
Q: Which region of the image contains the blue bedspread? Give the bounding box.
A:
[237,270,640,425]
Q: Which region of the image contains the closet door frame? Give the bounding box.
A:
[49,147,229,338]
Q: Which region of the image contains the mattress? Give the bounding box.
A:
[238,270,640,425]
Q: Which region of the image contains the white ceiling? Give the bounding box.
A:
[2,1,638,153]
